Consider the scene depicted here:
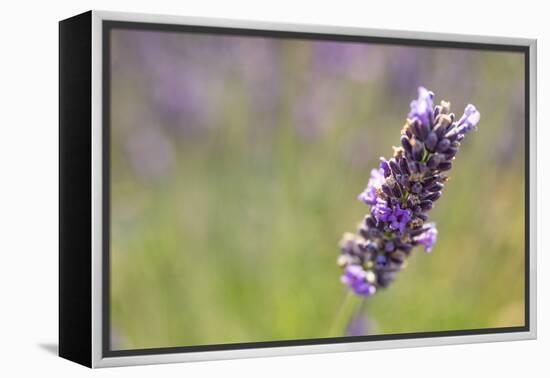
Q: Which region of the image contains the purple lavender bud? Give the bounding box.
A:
[390,251,406,263]
[409,226,427,236]
[365,240,378,253]
[391,184,403,198]
[410,121,422,139]
[357,168,385,205]
[418,122,430,141]
[425,181,444,192]
[401,136,412,154]
[372,198,391,222]
[384,240,395,252]
[399,158,410,175]
[379,157,391,177]
[411,182,423,194]
[420,200,433,211]
[411,140,425,161]
[367,227,383,239]
[433,123,447,138]
[414,224,438,252]
[389,197,400,207]
[377,271,396,288]
[411,121,430,141]
[339,233,364,256]
[423,191,441,202]
[375,254,387,267]
[436,138,451,152]
[408,87,434,127]
[381,184,393,197]
[417,162,429,173]
[395,174,408,188]
[446,130,459,142]
[422,175,438,186]
[410,164,420,174]
[438,161,452,171]
[456,104,481,132]
[425,132,438,152]
[416,213,429,221]
[445,147,458,160]
[358,223,369,239]
[397,239,414,253]
[365,216,376,228]
[426,153,442,169]
[341,265,377,297]
[389,160,401,175]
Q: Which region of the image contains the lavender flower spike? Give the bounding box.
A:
[338,87,480,295]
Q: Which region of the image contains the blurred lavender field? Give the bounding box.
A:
[109,28,525,350]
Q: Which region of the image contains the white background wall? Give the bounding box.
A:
[0,0,546,376]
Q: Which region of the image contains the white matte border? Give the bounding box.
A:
[90,10,537,368]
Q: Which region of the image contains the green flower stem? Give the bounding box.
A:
[329,291,360,337]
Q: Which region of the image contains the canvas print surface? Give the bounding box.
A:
[107,26,526,351]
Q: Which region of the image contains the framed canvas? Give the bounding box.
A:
[59,10,537,368]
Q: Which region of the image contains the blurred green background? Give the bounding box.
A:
[109,29,525,350]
